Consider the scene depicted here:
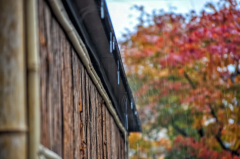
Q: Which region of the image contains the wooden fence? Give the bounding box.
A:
[38,0,126,158]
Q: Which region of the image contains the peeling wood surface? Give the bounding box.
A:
[38,0,126,159]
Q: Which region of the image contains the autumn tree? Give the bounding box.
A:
[122,0,240,158]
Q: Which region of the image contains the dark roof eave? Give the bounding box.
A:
[62,0,141,132]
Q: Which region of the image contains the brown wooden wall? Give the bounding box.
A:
[38,0,126,158]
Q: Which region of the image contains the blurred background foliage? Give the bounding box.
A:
[120,0,240,158]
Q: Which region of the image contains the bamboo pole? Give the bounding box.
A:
[0,0,27,158]
[0,134,26,159]
[26,0,40,158]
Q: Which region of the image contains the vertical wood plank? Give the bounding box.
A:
[120,130,124,159]
[111,118,116,159]
[120,133,123,159]
[85,71,91,159]
[38,0,63,155]
[72,50,82,159]
[115,123,119,159]
[44,0,53,151]
[125,134,128,159]
[50,12,63,156]
[90,83,97,159]
[120,131,124,159]
[106,108,112,159]
[81,61,88,159]
[102,104,107,159]
[97,94,103,159]
[121,134,124,159]
[38,1,128,158]
[38,0,49,148]
[61,30,74,159]
[116,126,121,159]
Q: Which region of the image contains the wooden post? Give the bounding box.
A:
[0,0,27,158]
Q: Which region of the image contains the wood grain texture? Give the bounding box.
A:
[81,59,88,159]
[38,1,126,159]
[97,94,103,159]
[72,50,81,159]
[106,107,112,159]
[116,126,121,159]
[121,133,125,159]
[86,73,92,159]
[102,104,107,159]
[111,117,116,159]
[61,25,74,159]
[115,122,120,159]
[90,83,97,159]
[38,0,49,148]
[38,0,63,155]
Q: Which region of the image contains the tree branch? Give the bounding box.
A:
[208,104,239,156]
[183,71,240,155]
[184,71,196,89]
[230,66,240,83]
[197,127,204,138]
[209,105,218,123]
[183,69,240,155]
[215,129,239,156]
[171,119,188,137]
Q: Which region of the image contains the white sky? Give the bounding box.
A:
[106,0,217,40]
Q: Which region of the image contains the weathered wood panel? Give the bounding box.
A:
[97,94,103,159]
[86,72,91,159]
[38,0,63,156]
[82,61,89,159]
[106,107,112,159]
[72,50,82,159]
[90,83,96,159]
[38,1,126,159]
[102,105,107,159]
[61,30,74,159]
[111,117,116,159]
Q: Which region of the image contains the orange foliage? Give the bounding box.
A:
[122,0,240,158]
